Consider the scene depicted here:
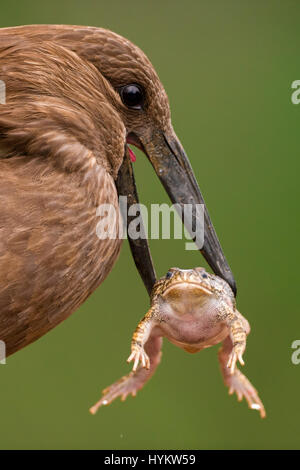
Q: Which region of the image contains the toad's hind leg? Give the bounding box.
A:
[218,335,266,418]
[89,335,162,414]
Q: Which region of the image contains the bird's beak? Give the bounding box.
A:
[116,152,157,296]
[128,127,236,296]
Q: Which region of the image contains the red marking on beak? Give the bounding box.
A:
[128,146,136,162]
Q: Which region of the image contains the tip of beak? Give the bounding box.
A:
[230,279,237,297]
[225,273,237,297]
[216,266,236,296]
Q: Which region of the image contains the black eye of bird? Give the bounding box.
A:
[201,273,208,279]
[120,84,144,109]
[165,271,173,280]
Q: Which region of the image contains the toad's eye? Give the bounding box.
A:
[165,271,173,280]
[201,273,208,279]
[120,84,144,109]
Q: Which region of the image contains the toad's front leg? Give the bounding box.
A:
[219,306,248,374]
[127,307,157,371]
[90,307,161,414]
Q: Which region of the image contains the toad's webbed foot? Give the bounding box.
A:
[90,336,162,414]
[90,371,145,412]
[219,336,266,418]
[226,368,266,418]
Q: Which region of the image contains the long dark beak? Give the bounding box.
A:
[137,127,237,296]
[116,151,156,297]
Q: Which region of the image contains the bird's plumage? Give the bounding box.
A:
[0,42,124,355]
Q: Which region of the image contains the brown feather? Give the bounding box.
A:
[0,42,125,355]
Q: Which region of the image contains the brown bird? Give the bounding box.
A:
[0,25,235,358]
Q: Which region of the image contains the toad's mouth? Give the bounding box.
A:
[162,282,213,297]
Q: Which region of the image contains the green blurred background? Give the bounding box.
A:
[0,0,299,450]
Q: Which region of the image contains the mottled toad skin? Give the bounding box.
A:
[90,268,265,418]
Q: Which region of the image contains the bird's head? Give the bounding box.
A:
[1,25,236,294]
[54,26,234,293]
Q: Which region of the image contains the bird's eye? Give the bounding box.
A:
[201,273,208,279]
[165,271,173,280]
[120,84,144,109]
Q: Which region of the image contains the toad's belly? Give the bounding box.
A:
[161,313,229,352]
[168,327,229,353]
